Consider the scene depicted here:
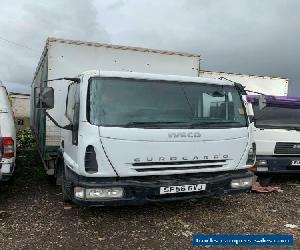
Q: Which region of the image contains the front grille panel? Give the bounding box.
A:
[274,142,300,154]
[134,165,224,172]
[132,159,226,166]
[131,159,228,172]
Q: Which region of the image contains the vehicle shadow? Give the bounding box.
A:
[74,195,231,220]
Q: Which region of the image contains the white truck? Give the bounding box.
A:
[200,70,298,178]
[247,96,300,177]
[31,38,254,205]
[0,81,16,182]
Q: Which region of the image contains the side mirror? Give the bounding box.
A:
[242,95,254,116]
[36,87,54,109]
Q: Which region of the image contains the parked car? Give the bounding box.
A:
[0,81,16,182]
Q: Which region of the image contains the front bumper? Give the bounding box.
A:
[0,162,14,182]
[65,167,253,206]
[255,155,300,174]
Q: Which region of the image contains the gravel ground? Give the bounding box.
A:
[0,148,299,250]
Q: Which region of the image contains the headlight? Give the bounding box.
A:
[256,166,268,172]
[231,177,253,189]
[74,187,124,200]
[247,143,256,165]
[256,160,267,166]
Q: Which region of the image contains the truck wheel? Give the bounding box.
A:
[54,158,63,186]
[62,167,72,203]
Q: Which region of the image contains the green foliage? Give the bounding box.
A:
[16,129,35,149]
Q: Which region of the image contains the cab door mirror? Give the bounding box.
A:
[35,87,54,109]
[242,95,254,118]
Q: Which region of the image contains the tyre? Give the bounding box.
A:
[62,166,73,203]
[54,158,63,186]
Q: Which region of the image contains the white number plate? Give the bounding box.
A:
[160,184,206,195]
[291,160,300,166]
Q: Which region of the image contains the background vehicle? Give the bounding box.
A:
[0,81,16,182]
[200,70,288,96]
[247,95,300,175]
[31,38,254,205]
[201,70,295,179]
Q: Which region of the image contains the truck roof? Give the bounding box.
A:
[82,70,235,86]
[200,70,289,96]
[201,70,288,81]
[34,37,201,82]
[48,37,199,58]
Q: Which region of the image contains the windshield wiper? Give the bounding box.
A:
[188,121,242,128]
[124,121,186,128]
[123,121,243,128]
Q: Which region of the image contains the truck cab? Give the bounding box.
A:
[247,95,300,175]
[0,81,16,182]
[37,70,255,205]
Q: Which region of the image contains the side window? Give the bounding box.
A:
[66,82,80,145]
[66,83,79,122]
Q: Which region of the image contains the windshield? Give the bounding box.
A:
[253,104,300,130]
[87,77,247,128]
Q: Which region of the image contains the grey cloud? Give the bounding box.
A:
[106,0,126,10]
[0,0,299,95]
[96,0,300,95]
[0,0,109,90]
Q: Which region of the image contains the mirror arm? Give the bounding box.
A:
[43,77,80,83]
[44,111,73,131]
[249,116,256,123]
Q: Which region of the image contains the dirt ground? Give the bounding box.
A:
[0,148,300,250]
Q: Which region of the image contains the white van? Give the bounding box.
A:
[0,81,16,181]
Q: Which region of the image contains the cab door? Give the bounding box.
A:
[62,81,80,170]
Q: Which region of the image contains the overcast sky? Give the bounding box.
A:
[0,0,299,95]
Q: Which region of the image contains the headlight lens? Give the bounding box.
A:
[74,187,124,200]
[256,160,267,166]
[256,166,268,172]
[86,187,124,199]
[231,177,253,189]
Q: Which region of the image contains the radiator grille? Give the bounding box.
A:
[131,159,228,172]
[274,142,300,154]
